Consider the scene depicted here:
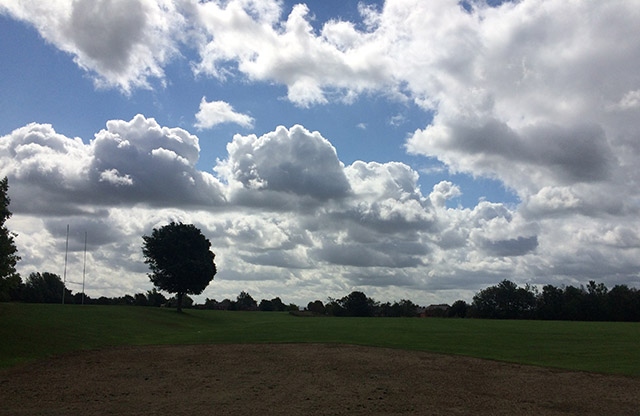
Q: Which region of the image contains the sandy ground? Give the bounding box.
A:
[1,343,639,415]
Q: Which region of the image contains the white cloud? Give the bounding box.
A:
[0,114,226,213]
[0,0,185,92]
[429,181,461,209]
[4,117,640,305]
[190,1,393,106]
[194,98,254,130]
[408,120,615,193]
[99,169,134,186]
[395,1,639,212]
[3,1,640,303]
[215,125,352,204]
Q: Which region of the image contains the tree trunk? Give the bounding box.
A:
[176,292,184,313]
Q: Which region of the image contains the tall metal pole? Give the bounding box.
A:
[82,231,87,305]
[62,224,69,305]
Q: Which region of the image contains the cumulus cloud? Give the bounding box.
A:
[184,0,640,220]
[0,114,226,213]
[407,118,616,195]
[3,117,640,305]
[396,1,638,212]
[0,119,436,301]
[215,125,352,205]
[3,0,640,303]
[6,0,630,216]
[194,98,254,130]
[0,0,185,92]
[192,1,393,106]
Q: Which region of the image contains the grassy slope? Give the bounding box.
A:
[1,303,639,376]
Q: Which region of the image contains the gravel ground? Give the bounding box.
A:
[1,343,639,415]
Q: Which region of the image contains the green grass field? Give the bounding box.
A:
[1,303,639,376]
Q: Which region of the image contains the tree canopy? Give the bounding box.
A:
[0,177,21,301]
[325,291,378,317]
[142,222,216,312]
[22,272,71,303]
[236,291,258,311]
[472,279,536,319]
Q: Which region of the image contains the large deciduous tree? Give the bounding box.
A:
[236,291,257,311]
[23,272,71,303]
[142,222,216,312]
[472,279,536,319]
[341,291,377,317]
[0,177,21,301]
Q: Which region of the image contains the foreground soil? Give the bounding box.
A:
[1,343,639,415]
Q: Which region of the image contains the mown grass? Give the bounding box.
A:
[1,303,639,376]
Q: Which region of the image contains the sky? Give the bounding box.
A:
[1,0,640,307]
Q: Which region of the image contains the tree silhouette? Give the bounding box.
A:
[472,279,536,319]
[142,222,216,312]
[0,177,20,301]
[307,300,326,315]
[23,272,70,303]
[341,291,376,317]
[236,291,257,311]
[536,284,564,320]
[448,300,469,318]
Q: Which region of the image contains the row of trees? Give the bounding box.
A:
[3,271,169,306]
[201,291,419,317]
[4,269,640,321]
[289,282,640,321]
[319,291,419,317]
[464,279,640,322]
[201,291,300,312]
[3,271,301,311]
[6,275,412,318]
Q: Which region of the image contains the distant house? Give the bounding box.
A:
[420,304,450,317]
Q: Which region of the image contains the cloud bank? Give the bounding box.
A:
[2,114,638,304]
[2,0,640,303]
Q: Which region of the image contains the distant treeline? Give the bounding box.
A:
[3,272,640,322]
[466,279,640,322]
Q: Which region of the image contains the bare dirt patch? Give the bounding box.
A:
[1,343,639,415]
